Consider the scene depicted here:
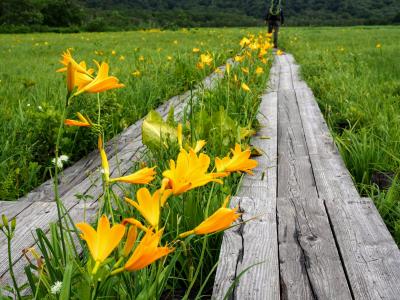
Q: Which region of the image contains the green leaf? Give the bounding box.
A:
[59,263,73,300]
[142,110,178,151]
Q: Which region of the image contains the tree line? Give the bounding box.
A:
[0,0,399,32]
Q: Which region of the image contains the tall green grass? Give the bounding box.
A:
[281,26,400,243]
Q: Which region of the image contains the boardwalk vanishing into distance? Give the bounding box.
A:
[213,53,400,300]
[1,53,400,299]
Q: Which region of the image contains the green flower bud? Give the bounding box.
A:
[1,214,8,228]
[11,218,17,232]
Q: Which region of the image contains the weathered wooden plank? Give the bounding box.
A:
[287,53,400,299]
[234,196,279,300]
[324,197,400,299]
[277,196,353,300]
[212,196,244,300]
[213,70,279,299]
[0,201,32,219]
[277,56,352,299]
[234,89,279,299]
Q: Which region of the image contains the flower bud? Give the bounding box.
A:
[11,218,17,232]
[1,214,8,228]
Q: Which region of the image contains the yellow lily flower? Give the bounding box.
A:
[162,149,225,195]
[56,49,93,75]
[132,70,141,77]
[192,140,206,153]
[125,187,172,228]
[226,63,231,75]
[241,67,249,74]
[99,140,156,185]
[241,82,251,92]
[255,67,264,75]
[76,215,125,263]
[215,144,258,175]
[239,37,251,48]
[110,167,156,184]
[200,54,213,66]
[234,55,244,63]
[64,112,91,127]
[179,196,241,237]
[75,62,124,95]
[66,62,75,93]
[124,229,173,271]
[123,225,137,257]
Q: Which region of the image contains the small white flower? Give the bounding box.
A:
[27,103,31,107]
[51,157,64,169]
[59,155,69,163]
[51,281,62,294]
[38,105,43,111]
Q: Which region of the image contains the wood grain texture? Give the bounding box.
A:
[285,52,400,299]
[324,197,400,300]
[276,59,351,299]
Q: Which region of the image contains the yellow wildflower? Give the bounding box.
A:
[215,144,258,175]
[132,70,141,77]
[124,229,173,271]
[241,82,251,92]
[162,149,225,195]
[76,215,125,263]
[255,67,264,75]
[75,62,124,95]
[125,187,172,228]
[179,196,240,237]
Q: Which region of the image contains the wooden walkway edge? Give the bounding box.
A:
[0,64,229,288]
[212,53,400,300]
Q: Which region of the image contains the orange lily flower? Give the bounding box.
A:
[98,141,156,185]
[179,196,241,237]
[109,167,156,184]
[75,62,124,95]
[64,112,91,127]
[162,149,225,195]
[123,225,138,257]
[215,144,258,175]
[56,49,93,75]
[76,215,125,263]
[124,229,173,271]
[125,187,172,228]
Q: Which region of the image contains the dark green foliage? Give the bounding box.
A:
[1,0,399,32]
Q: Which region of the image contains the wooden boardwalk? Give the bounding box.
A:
[213,53,400,300]
[0,64,228,288]
[1,53,400,299]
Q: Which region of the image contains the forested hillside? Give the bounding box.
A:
[1,0,399,32]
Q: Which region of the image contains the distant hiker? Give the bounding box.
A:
[265,0,284,48]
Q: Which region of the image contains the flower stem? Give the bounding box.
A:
[110,267,124,276]
[7,234,22,300]
[92,261,101,275]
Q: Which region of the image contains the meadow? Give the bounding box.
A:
[281,26,400,243]
[0,28,253,200]
[0,28,272,298]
